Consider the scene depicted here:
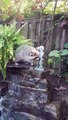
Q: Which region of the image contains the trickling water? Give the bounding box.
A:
[34,58,44,72]
[34,46,44,72]
[0,97,3,120]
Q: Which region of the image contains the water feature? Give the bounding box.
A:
[34,46,44,72]
[0,46,67,120]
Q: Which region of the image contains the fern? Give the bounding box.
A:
[0,22,32,80]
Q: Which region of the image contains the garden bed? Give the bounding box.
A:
[41,70,68,120]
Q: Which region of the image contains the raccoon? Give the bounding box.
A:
[15,44,39,64]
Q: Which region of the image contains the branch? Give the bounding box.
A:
[50,0,58,49]
[43,0,59,47]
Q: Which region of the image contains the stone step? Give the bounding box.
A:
[3,98,60,120]
[9,78,47,90]
[0,81,9,96]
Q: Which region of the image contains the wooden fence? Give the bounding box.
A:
[16,15,68,54]
[0,15,68,54]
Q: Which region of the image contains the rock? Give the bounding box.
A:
[2,111,43,120]
[59,86,66,91]
[44,101,61,119]
[7,61,31,69]
[2,67,51,120]
[20,86,48,104]
[0,81,9,96]
[55,91,68,104]
[11,112,43,120]
[3,100,59,120]
[30,69,42,78]
[2,66,62,120]
[36,79,47,89]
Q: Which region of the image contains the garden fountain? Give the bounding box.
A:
[0,45,66,120]
[34,46,44,72]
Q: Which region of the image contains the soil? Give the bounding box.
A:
[41,70,68,120]
[41,70,68,99]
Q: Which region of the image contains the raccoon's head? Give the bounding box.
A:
[29,49,39,59]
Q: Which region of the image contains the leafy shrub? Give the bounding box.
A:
[48,44,68,75]
[64,43,68,49]
[0,23,32,79]
[1,1,68,20]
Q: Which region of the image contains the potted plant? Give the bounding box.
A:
[0,23,32,80]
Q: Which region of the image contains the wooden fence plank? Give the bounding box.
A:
[30,18,36,43]
[40,17,46,45]
[44,21,51,53]
[55,24,62,49]
[23,21,28,38]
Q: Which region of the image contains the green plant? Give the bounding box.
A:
[64,43,68,49]
[48,49,68,63]
[0,23,32,80]
[1,0,68,20]
[48,50,60,68]
[48,48,68,76]
[0,0,13,20]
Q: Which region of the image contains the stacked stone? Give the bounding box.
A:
[2,67,60,120]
